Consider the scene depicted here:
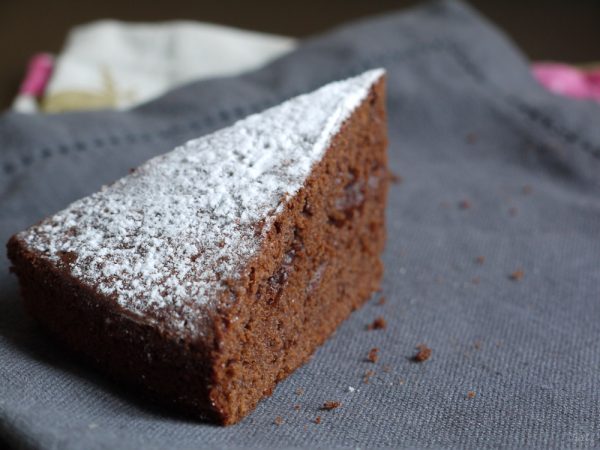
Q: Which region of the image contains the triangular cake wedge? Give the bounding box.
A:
[7,69,389,425]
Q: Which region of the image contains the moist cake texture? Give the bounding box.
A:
[7,69,389,424]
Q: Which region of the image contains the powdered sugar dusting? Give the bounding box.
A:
[19,68,384,335]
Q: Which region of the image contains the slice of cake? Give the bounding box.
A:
[7,69,389,425]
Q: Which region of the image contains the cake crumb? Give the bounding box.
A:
[321,401,341,411]
[466,132,478,144]
[383,365,391,373]
[473,340,482,350]
[363,369,375,384]
[376,296,387,306]
[314,416,321,424]
[367,317,387,330]
[389,172,403,184]
[475,256,485,265]
[274,416,284,426]
[459,199,471,210]
[367,348,379,363]
[467,390,476,399]
[294,404,300,411]
[412,344,432,363]
[398,378,405,385]
[295,387,304,396]
[509,269,524,281]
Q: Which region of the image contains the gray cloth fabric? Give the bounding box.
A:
[2,0,600,448]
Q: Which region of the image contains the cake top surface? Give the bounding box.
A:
[19,68,384,336]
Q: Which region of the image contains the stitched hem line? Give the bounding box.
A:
[2,40,599,178]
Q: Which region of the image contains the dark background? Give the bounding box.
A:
[1,0,599,111]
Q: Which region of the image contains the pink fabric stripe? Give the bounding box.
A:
[20,53,54,97]
[533,62,600,102]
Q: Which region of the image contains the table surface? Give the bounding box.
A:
[1,0,599,111]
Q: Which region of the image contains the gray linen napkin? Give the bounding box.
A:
[2,1,600,448]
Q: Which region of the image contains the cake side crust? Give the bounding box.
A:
[208,76,389,424]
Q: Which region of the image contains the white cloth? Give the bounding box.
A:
[41,20,296,112]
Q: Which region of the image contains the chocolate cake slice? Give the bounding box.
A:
[7,69,389,425]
